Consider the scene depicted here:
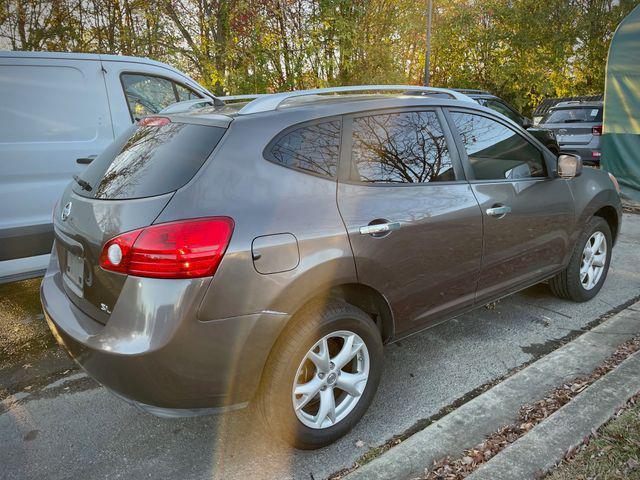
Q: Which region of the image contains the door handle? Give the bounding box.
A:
[76,155,97,165]
[486,205,512,217]
[359,222,401,236]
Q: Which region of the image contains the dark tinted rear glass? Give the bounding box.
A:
[267,120,341,178]
[73,122,225,199]
[541,106,602,124]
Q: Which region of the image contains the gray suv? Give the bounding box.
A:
[539,101,604,165]
[41,86,621,449]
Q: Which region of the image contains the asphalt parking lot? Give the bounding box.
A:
[1,213,639,480]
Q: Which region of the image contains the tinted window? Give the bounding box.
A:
[73,122,226,199]
[269,121,341,178]
[351,111,454,184]
[541,107,603,124]
[451,112,546,180]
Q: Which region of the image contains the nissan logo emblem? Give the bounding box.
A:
[61,201,72,221]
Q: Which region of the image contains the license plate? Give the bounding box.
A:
[64,251,84,296]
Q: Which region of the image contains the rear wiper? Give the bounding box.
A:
[563,119,584,123]
[73,174,92,192]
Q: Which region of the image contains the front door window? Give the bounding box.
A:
[450,112,546,180]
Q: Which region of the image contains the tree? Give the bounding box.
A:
[1,0,638,110]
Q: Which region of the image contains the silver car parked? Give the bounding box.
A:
[538,101,604,165]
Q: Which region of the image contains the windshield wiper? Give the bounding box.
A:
[73,174,92,192]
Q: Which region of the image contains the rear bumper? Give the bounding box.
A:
[40,252,290,412]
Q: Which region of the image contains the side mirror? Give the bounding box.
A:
[557,154,583,178]
[522,117,533,129]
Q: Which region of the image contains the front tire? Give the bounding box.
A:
[257,299,383,449]
[550,216,612,302]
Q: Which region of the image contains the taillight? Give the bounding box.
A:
[100,217,234,279]
[138,116,171,127]
[592,125,603,136]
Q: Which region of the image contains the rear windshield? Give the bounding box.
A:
[541,106,603,124]
[73,122,226,199]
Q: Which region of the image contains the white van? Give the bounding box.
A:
[0,51,215,283]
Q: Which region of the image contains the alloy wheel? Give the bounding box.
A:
[580,231,607,290]
[292,330,370,429]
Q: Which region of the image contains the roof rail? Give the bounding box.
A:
[233,85,474,115]
[453,88,492,95]
[221,94,266,102]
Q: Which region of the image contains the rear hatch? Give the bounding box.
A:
[54,116,228,323]
[539,105,602,146]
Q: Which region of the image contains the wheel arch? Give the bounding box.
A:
[323,283,395,344]
[277,281,395,345]
[571,180,622,251]
[593,205,619,245]
[253,280,394,406]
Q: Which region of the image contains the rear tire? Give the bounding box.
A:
[549,216,612,302]
[257,299,383,449]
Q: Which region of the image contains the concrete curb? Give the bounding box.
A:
[468,351,640,480]
[344,302,640,480]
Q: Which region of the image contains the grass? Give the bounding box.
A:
[546,400,640,480]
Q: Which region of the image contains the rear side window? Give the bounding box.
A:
[73,122,225,199]
[267,120,341,178]
[351,111,455,184]
[451,112,546,180]
[541,107,602,124]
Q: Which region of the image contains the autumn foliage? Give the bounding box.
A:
[1,0,638,114]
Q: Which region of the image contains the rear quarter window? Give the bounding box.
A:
[265,120,341,178]
[73,122,225,199]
